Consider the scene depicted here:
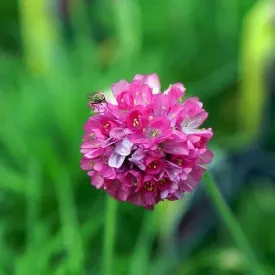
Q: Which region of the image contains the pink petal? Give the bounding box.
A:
[187,140,195,149]
[141,190,156,206]
[90,173,104,189]
[117,91,134,109]
[167,105,184,126]
[164,83,185,95]
[164,161,182,181]
[173,190,185,199]
[131,84,152,106]
[133,74,144,81]
[111,80,129,97]
[144,73,160,94]
[128,192,145,207]
[128,148,146,170]
[115,138,133,156]
[83,148,104,158]
[81,158,93,170]
[188,135,201,143]
[134,73,160,94]
[172,130,187,140]
[109,127,125,139]
[108,152,126,168]
[183,97,203,109]
[188,112,208,129]
[161,140,189,155]
[93,162,116,178]
[153,93,168,116]
[160,190,169,199]
[200,149,214,164]
[165,84,185,104]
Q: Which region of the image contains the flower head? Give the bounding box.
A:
[81,73,213,209]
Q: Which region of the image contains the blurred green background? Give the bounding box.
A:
[1,0,275,274]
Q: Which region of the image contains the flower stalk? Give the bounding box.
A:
[103,196,118,275]
[203,171,266,275]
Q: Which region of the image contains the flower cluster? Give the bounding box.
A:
[81,73,213,209]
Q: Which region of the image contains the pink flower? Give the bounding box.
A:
[81,73,213,209]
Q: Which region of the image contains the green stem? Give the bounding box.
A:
[203,171,266,275]
[103,196,117,275]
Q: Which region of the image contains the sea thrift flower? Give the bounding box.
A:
[81,73,213,209]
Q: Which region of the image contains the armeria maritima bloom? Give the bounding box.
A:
[81,73,213,209]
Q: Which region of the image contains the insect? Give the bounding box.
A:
[87,92,107,111]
